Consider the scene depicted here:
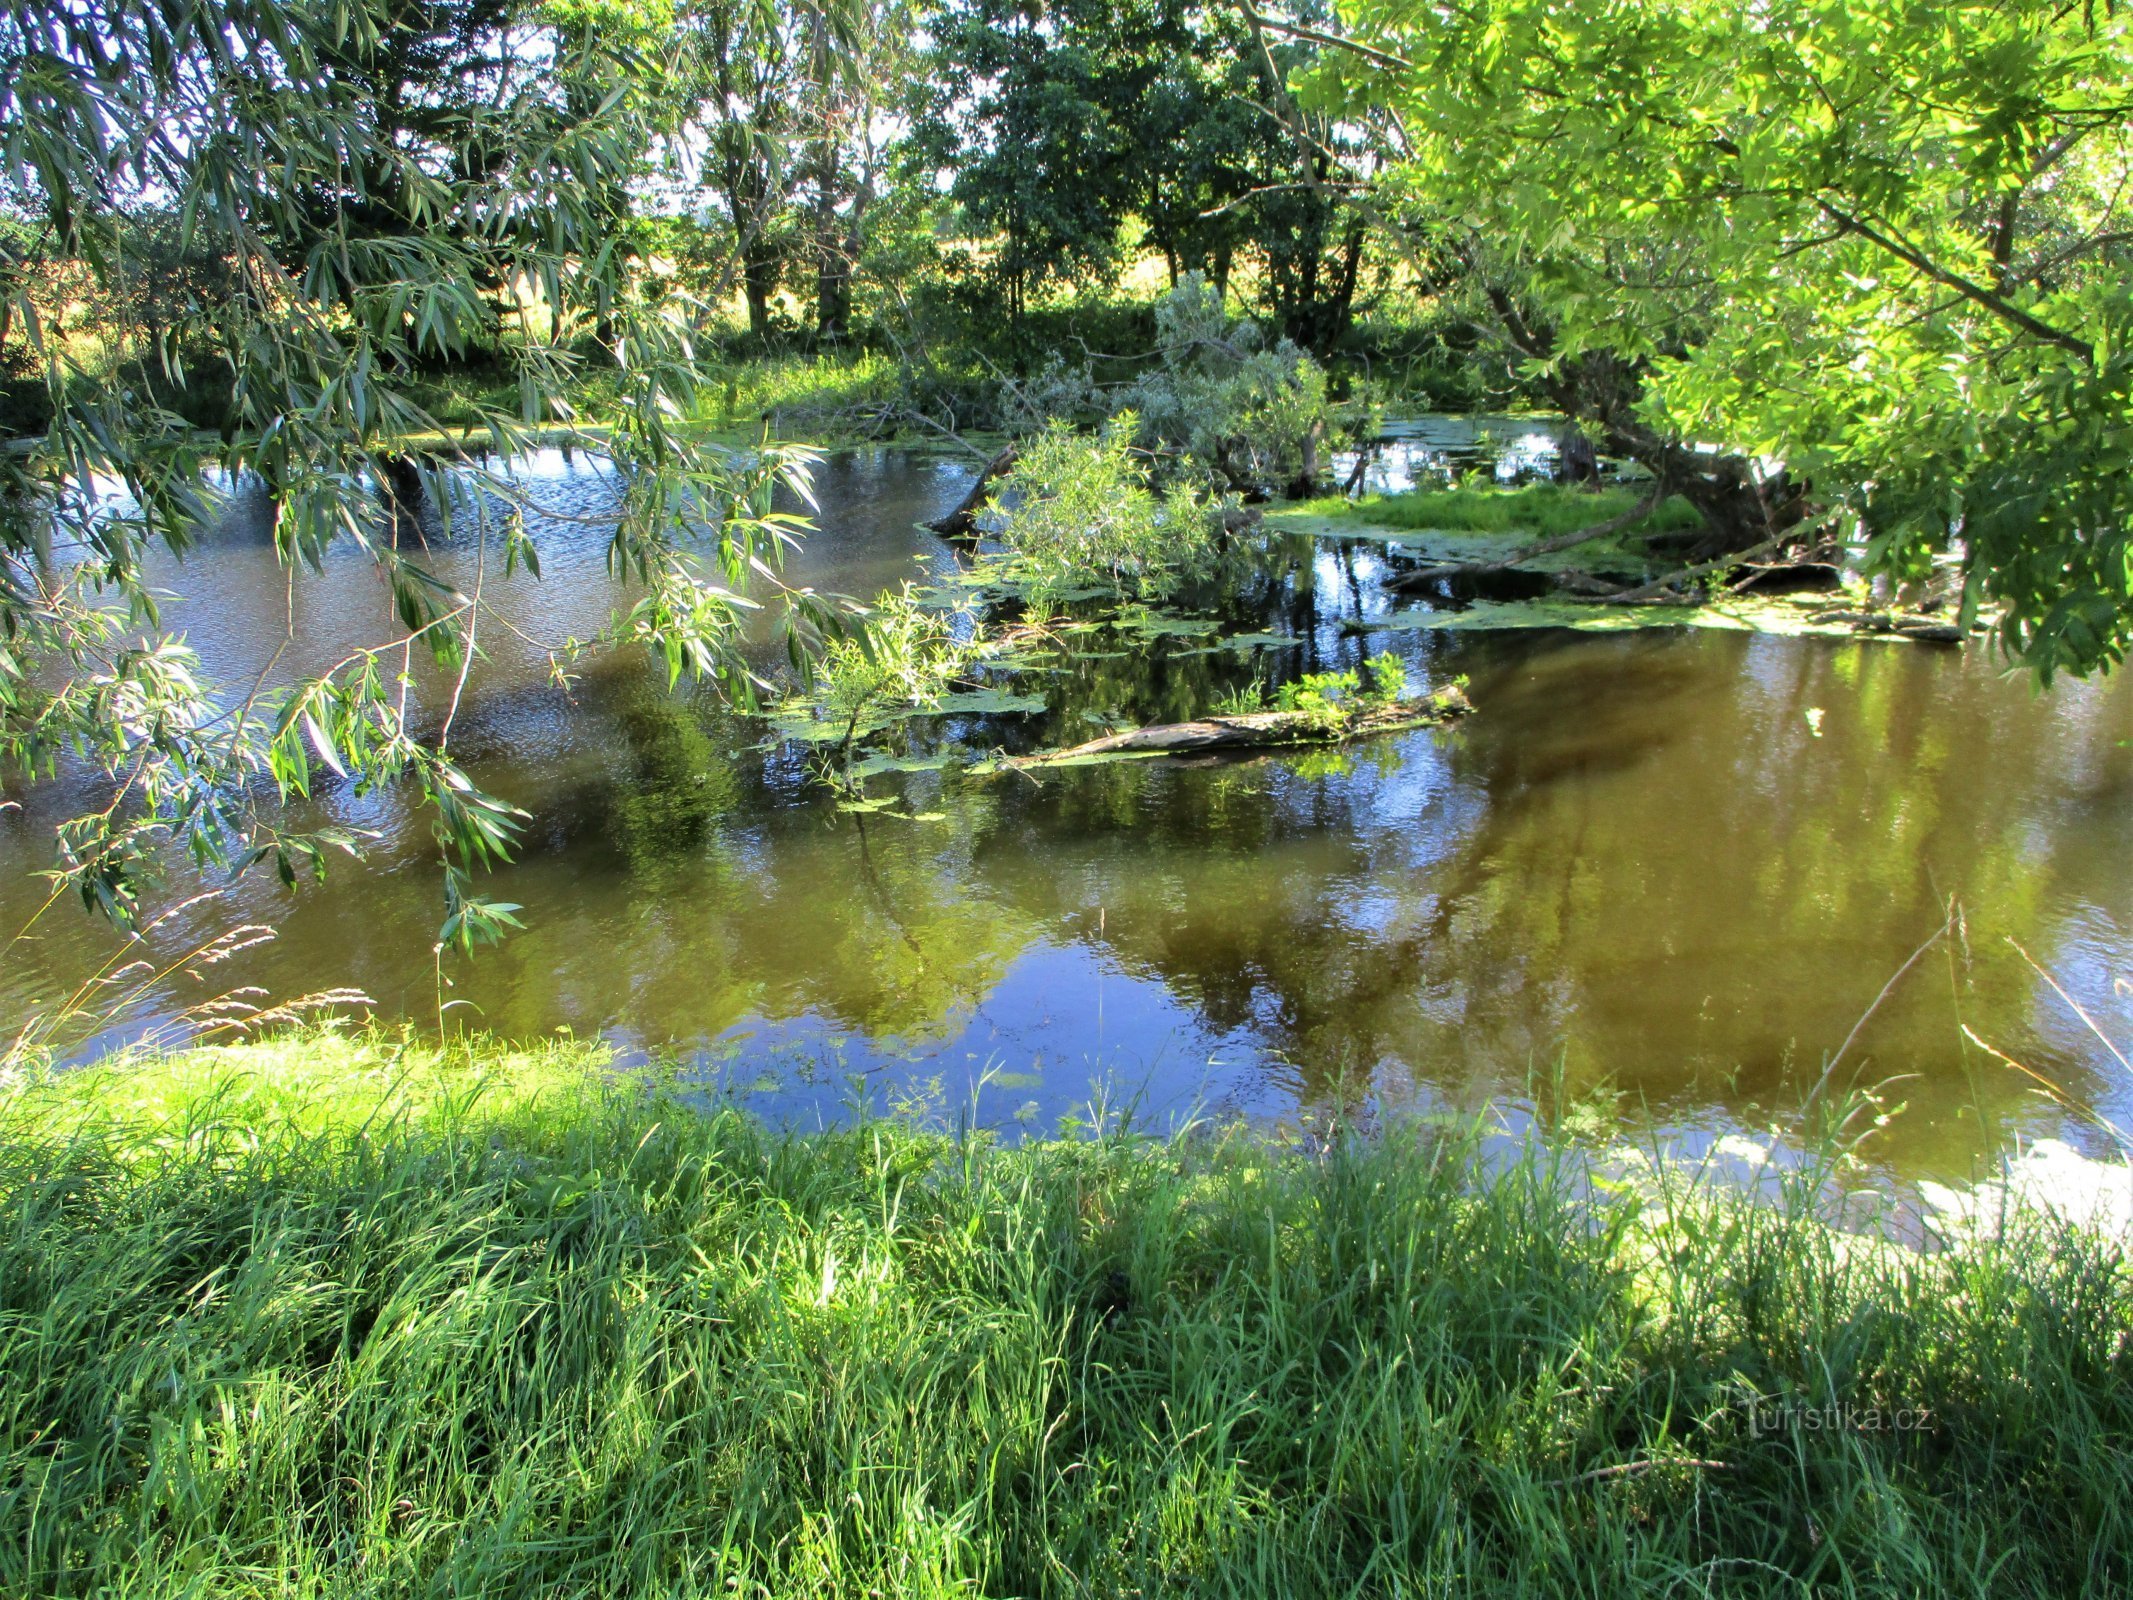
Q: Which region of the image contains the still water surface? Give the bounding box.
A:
[3,424,2128,1180]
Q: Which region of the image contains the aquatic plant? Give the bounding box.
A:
[1273,667,1364,727]
[800,583,983,770]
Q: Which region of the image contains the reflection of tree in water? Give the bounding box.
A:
[604,685,743,867]
[465,749,1040,1047]
[949,630,2131,1171]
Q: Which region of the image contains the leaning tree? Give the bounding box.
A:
[1309,0,2133,675]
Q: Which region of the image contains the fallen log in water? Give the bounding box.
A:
[1008,685,1474,768]
[1808,608,1969,643]
[927,444,1019,542]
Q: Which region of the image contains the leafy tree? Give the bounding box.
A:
[1313,0,2133,676]
[664,0,811,337]
[910,0,1147,318]
[0,0,830,943]
[912,0,1372,350]
[796,0,908,339]
[645,0,899,341]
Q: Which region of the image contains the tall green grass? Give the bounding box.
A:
[694,350,910,435]
[390,352,914,448]
[2,1032,2129,1597]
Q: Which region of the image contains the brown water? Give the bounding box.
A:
[3,428,2129,1180]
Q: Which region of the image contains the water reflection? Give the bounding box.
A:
[2,439,2128,1180]
[1338,413,1573,493]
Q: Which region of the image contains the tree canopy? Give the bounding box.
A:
[1311,0,2133,677]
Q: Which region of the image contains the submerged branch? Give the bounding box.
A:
[1008,685,1472,767]
[927,444,1020,542]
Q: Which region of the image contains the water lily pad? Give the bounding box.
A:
[766,709,855,742]
[931,687,1049,715]
[851,751,960,777]
[1175,631,1302,656]
[1111,608,1222,639]
[837,794,950,822]
[1261,510,1389,540]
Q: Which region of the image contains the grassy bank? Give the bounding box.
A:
[2,1033,2129,1597]
[1285,482,1704,542]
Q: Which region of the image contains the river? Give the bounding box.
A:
[3,421,2128,1181]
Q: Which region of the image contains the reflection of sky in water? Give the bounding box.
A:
[704,941,1302,1135]
[7,433,2132,1182]
[1334,414,1571,494]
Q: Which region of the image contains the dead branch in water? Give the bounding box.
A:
[927,443,1020,542]
[1008,685,1473,767]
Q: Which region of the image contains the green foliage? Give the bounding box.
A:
[1122,274,1344,493]
[1319,0,2133,677]
[1268,656,1403,720]
[1214,654,1405,736]
[801,582,981,763]
[0,0,843,943]
[1358,649,1406,705]
[655,0,912,340]
[1272,667,1361,717]
[2,1032,2130,1595]
[907,0,1370,348]
[989,416,1217,606]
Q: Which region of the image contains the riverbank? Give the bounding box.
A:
[3,1031,2128,1596]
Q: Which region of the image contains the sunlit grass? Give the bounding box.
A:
[2,1030,2128,1596]
[1295,481,1704,541]
[693,349,908,433]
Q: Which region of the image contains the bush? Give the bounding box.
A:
[1265,655,1407,731]
[1122,274,1350,494]
[801,582,980,763]
[989,416,1217,607]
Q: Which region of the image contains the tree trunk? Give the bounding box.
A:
[815,249,852,341]
[926,445,1019,541]
[1286,418,1325,499]
[1556,428,1601,485]
[743,248,778,340]
[1480,311,1817,561]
